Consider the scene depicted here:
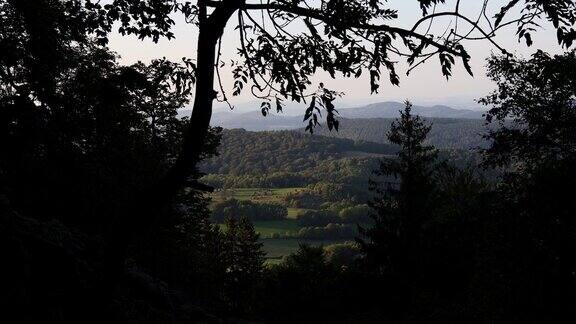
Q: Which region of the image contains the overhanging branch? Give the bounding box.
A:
[241,3,465,57]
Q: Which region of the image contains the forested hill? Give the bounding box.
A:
[200,128,396,195]
[201,129,397,176]
[337,101,484,119]
[199,128,482,191]
[305,117,489,149]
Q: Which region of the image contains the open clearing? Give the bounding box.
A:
[254,220,299,237]
[211,188,345,261]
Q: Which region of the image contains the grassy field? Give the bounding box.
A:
[221,219,349,261]
[218,221,345,262]
[287,207,310,219]
[217,219,299,237]
[254,220,299,237]
[211,188,344,262]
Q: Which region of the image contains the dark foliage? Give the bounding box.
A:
[477,50,576,322]
[307,117,491,149]
[297,209,340,227]
[351,56,576,322]
[481,50,576,170]
[2,0,576,323]
[361,101,439,274]
[297,223,358,240]
[211,198,288,223]
[201,128,396,176]
[0,0,227,321]
[223,216,266,316]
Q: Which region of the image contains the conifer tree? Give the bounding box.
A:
[224,216,265,315]
[361,101,437,274]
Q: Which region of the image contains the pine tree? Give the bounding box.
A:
[361,101,437,274]
[235,217,265,278]
[224,216,265,315]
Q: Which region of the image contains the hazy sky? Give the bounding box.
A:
[109,0,562,110]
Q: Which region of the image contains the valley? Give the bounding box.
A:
[200,105,490,261]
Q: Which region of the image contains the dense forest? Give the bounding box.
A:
[200,127,484,202]
[200,119,489,189]
[200,129,395,191]
[306,117,490,149]
[2,1,576,323]
[201,128,396,175]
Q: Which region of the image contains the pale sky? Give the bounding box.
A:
[108,0,563,111]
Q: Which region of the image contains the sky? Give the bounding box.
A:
[108,0,563,112]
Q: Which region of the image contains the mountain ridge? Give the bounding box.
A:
[177,101,486,131]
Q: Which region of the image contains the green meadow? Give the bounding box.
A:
[261,238,342,264]
[211,188,347,260]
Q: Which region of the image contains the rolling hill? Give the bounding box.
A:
[200,128,396,176]
[337,101,485,119]
[304,117,489,149]
[178,101,487,131]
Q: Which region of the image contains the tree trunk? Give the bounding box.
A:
[157,4,237,211]
[102,2,238,295]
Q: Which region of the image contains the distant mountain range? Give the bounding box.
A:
[338,102,485,119]
[178,101,486,131]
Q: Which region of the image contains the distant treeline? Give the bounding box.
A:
[201,125,490,178]
[200,128,396,175]
[200,131,384,200]
[297,205,372,227]
[200,128,488,203]
[306,117,491,149]
[297,223,358,240]
[211,198,287,222]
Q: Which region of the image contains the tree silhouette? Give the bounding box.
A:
[361,102,437,274]
[481,50,576,171]
[478,51,576,321]
[163,0,576,215]
[4,0,571,277]
[3,1,576,321]
[224,216,265,315]
[0,1,222,319]
[47,0,576,246]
